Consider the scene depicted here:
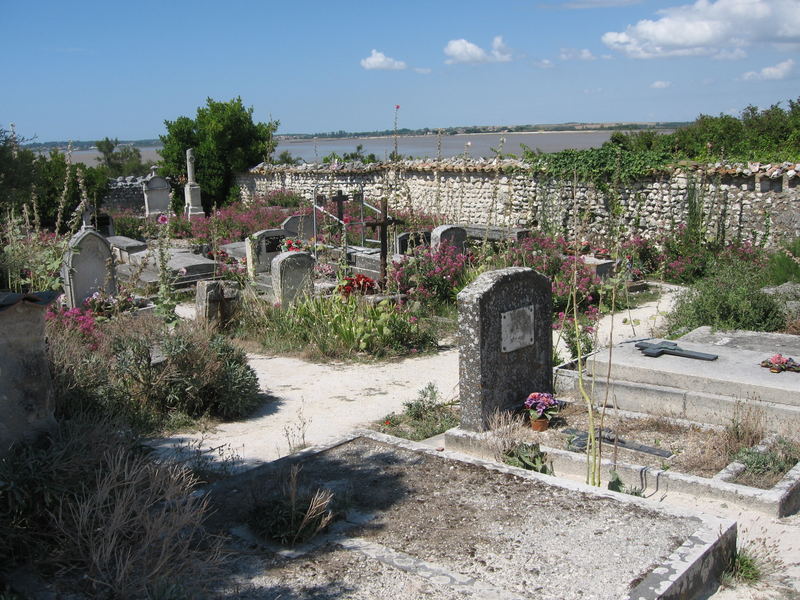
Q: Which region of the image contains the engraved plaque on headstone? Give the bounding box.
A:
[500,305,535,353]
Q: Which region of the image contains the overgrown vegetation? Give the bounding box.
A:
[48,312,261,433]
[378,383,458,441]
[666,262,786,335]
[522,98,800,182]
[0,414,224,598]
[236,292,437,360]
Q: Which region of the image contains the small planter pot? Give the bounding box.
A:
[530,417,549,432]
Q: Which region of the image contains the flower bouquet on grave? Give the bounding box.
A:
[760,353,800,373]
[281,238,305,252]
[524,392,563,431]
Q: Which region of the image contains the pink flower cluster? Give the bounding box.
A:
[46,306,102,349]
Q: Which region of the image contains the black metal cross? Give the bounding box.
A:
[331,189,348,222]
[635,340,718,361]
[363,196,405,285]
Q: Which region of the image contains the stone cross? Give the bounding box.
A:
[186,148,196,184]
[80,206,95,229]
[635,340,718,361]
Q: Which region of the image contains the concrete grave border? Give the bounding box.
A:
[547,370,800,517]
[206,429,736,600]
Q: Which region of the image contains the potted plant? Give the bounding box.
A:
[524,392,561,431]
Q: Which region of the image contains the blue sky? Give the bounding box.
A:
[2,0,798,141]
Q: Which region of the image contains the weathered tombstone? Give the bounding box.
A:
[431,224,467,253]
[184,148,204,219]
[396,231,431,254]
[0,292,58,457]
[245,229,286,279]
[281,215,314,241]
[457,267,552,431]
[61,228,117,309]
[196,280,241,328]
[143,166,172,217]
[272,251,315,306]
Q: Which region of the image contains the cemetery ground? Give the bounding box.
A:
[5,188,800,597]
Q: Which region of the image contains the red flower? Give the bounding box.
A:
[395,104,400,109]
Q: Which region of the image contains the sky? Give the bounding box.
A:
[2,0,798,141]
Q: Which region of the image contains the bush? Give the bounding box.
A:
[767,237,800,284]
[666,263,785,334]
[379,383,458,441]
[47,313,261,431]
[389,243,471,304]
[238,294,436,359]
[0,415,223,598]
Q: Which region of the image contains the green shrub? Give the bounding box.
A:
[767,237,800,284]
[379,383,458,441]
[238,294,437,359]
[666,263,785,334]
[48,314,261,431]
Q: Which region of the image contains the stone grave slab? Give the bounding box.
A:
[245,229,285,280]
[219,241,247,260]
[584,328,800,429]
[61,228,117,308]
[205,431,736,600]
[106,236,147,263]
[582,255,615,279]
[121,247,218,286]
[461,224,531,242]
[272,251,314,306]
[282,214,314,241]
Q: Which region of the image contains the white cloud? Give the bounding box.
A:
[491,36,512,62]
[444,36,513,64]
[360,49,407,71]
[534,58,554,68]
[559,47,597,60]
[650,80,671,88]
[414,67,432,74]
[742,58,794,80]
[602,0,800,59]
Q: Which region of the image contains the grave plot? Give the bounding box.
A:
[205,432,735,600]
[534,328,800,516]
[583,328,800,430]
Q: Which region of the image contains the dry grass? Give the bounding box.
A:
[486,409,529,462]
[52,449,225,598]
[0,414,226,598]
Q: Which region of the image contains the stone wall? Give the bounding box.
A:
[237,159,800,246]
[102,175,147,213]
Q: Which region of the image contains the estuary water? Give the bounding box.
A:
[65,130,629,166]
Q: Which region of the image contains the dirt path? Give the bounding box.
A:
[159,284,681,468]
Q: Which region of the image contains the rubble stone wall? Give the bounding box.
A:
[238,160,800,246]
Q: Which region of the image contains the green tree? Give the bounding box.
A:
[95,137,154,177]
[159,97,279,209]
[0,127,38,215]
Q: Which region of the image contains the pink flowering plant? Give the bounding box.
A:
[389,243,470,304]
[82,289,136,320]
[553,304,600,360]
[524,392,562,421]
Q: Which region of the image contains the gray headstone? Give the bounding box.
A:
[272,251,315,306]
[396,231,431,254]
[196,280,241,328]
[281,215,314,241]
[143,173,171,217]
[431,224,467,253]
[245,229,286,279]
[61,228,117,309]
[0,294,57,457]
[457,267,552,432]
